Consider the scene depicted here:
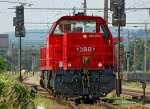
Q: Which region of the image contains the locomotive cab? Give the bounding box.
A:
[52,18,109,36]
[40,16,116,98]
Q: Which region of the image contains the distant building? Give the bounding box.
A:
[0,34,9,57]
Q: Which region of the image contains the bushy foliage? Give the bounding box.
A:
[0,73,32,109]
[0,58,7,72]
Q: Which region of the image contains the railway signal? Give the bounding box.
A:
[110,0,126,26]
[13,5,25,82]
[15,5,25,37]
[110,0,126,97]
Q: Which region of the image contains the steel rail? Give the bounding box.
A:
[123,89,150,99]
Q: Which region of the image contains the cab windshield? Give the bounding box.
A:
[53,20,96,35]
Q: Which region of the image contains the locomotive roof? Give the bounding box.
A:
[49,15,108,36]
[55,16,106,22]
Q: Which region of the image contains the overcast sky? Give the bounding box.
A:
[0,0,150,33]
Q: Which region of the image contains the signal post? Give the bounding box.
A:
[13,5,25,81]
[110,0,126,96]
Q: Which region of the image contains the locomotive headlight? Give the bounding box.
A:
[68,63,72,67]
[59,61,63,68]
[98,62,103,68]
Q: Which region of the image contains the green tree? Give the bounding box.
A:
[128,38,144,71]
[0,58,7,72]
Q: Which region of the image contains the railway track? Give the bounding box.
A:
[122,88,150,99]
[24,82,124,109]
[24,76,145,109]
[24,82,150,109]
[23,75,150,109]
[25,80,150,108]
[46,88,124,109]
[23,81,78,108]
[98,100,123,109]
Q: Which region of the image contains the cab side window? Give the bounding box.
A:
[99,25,109,38]
[53,23,71,36]
[53,24,63,35]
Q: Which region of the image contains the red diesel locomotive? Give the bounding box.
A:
[40,15,116,98]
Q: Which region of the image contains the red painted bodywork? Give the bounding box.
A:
[40,47,46,70]
[40,16,115,71]
[113,37,123,44]
[63,33,113,70]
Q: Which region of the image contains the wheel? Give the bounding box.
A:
[40,71,44,88]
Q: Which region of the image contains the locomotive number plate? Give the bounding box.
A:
[77,47,95,53]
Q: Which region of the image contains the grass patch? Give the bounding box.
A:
[102,91,143,107]
[112,98,140,105]
[33,95,57,108]
[102,96,143,107]
[122,81,142,90]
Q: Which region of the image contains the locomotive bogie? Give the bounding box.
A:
[40,69,115,98]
